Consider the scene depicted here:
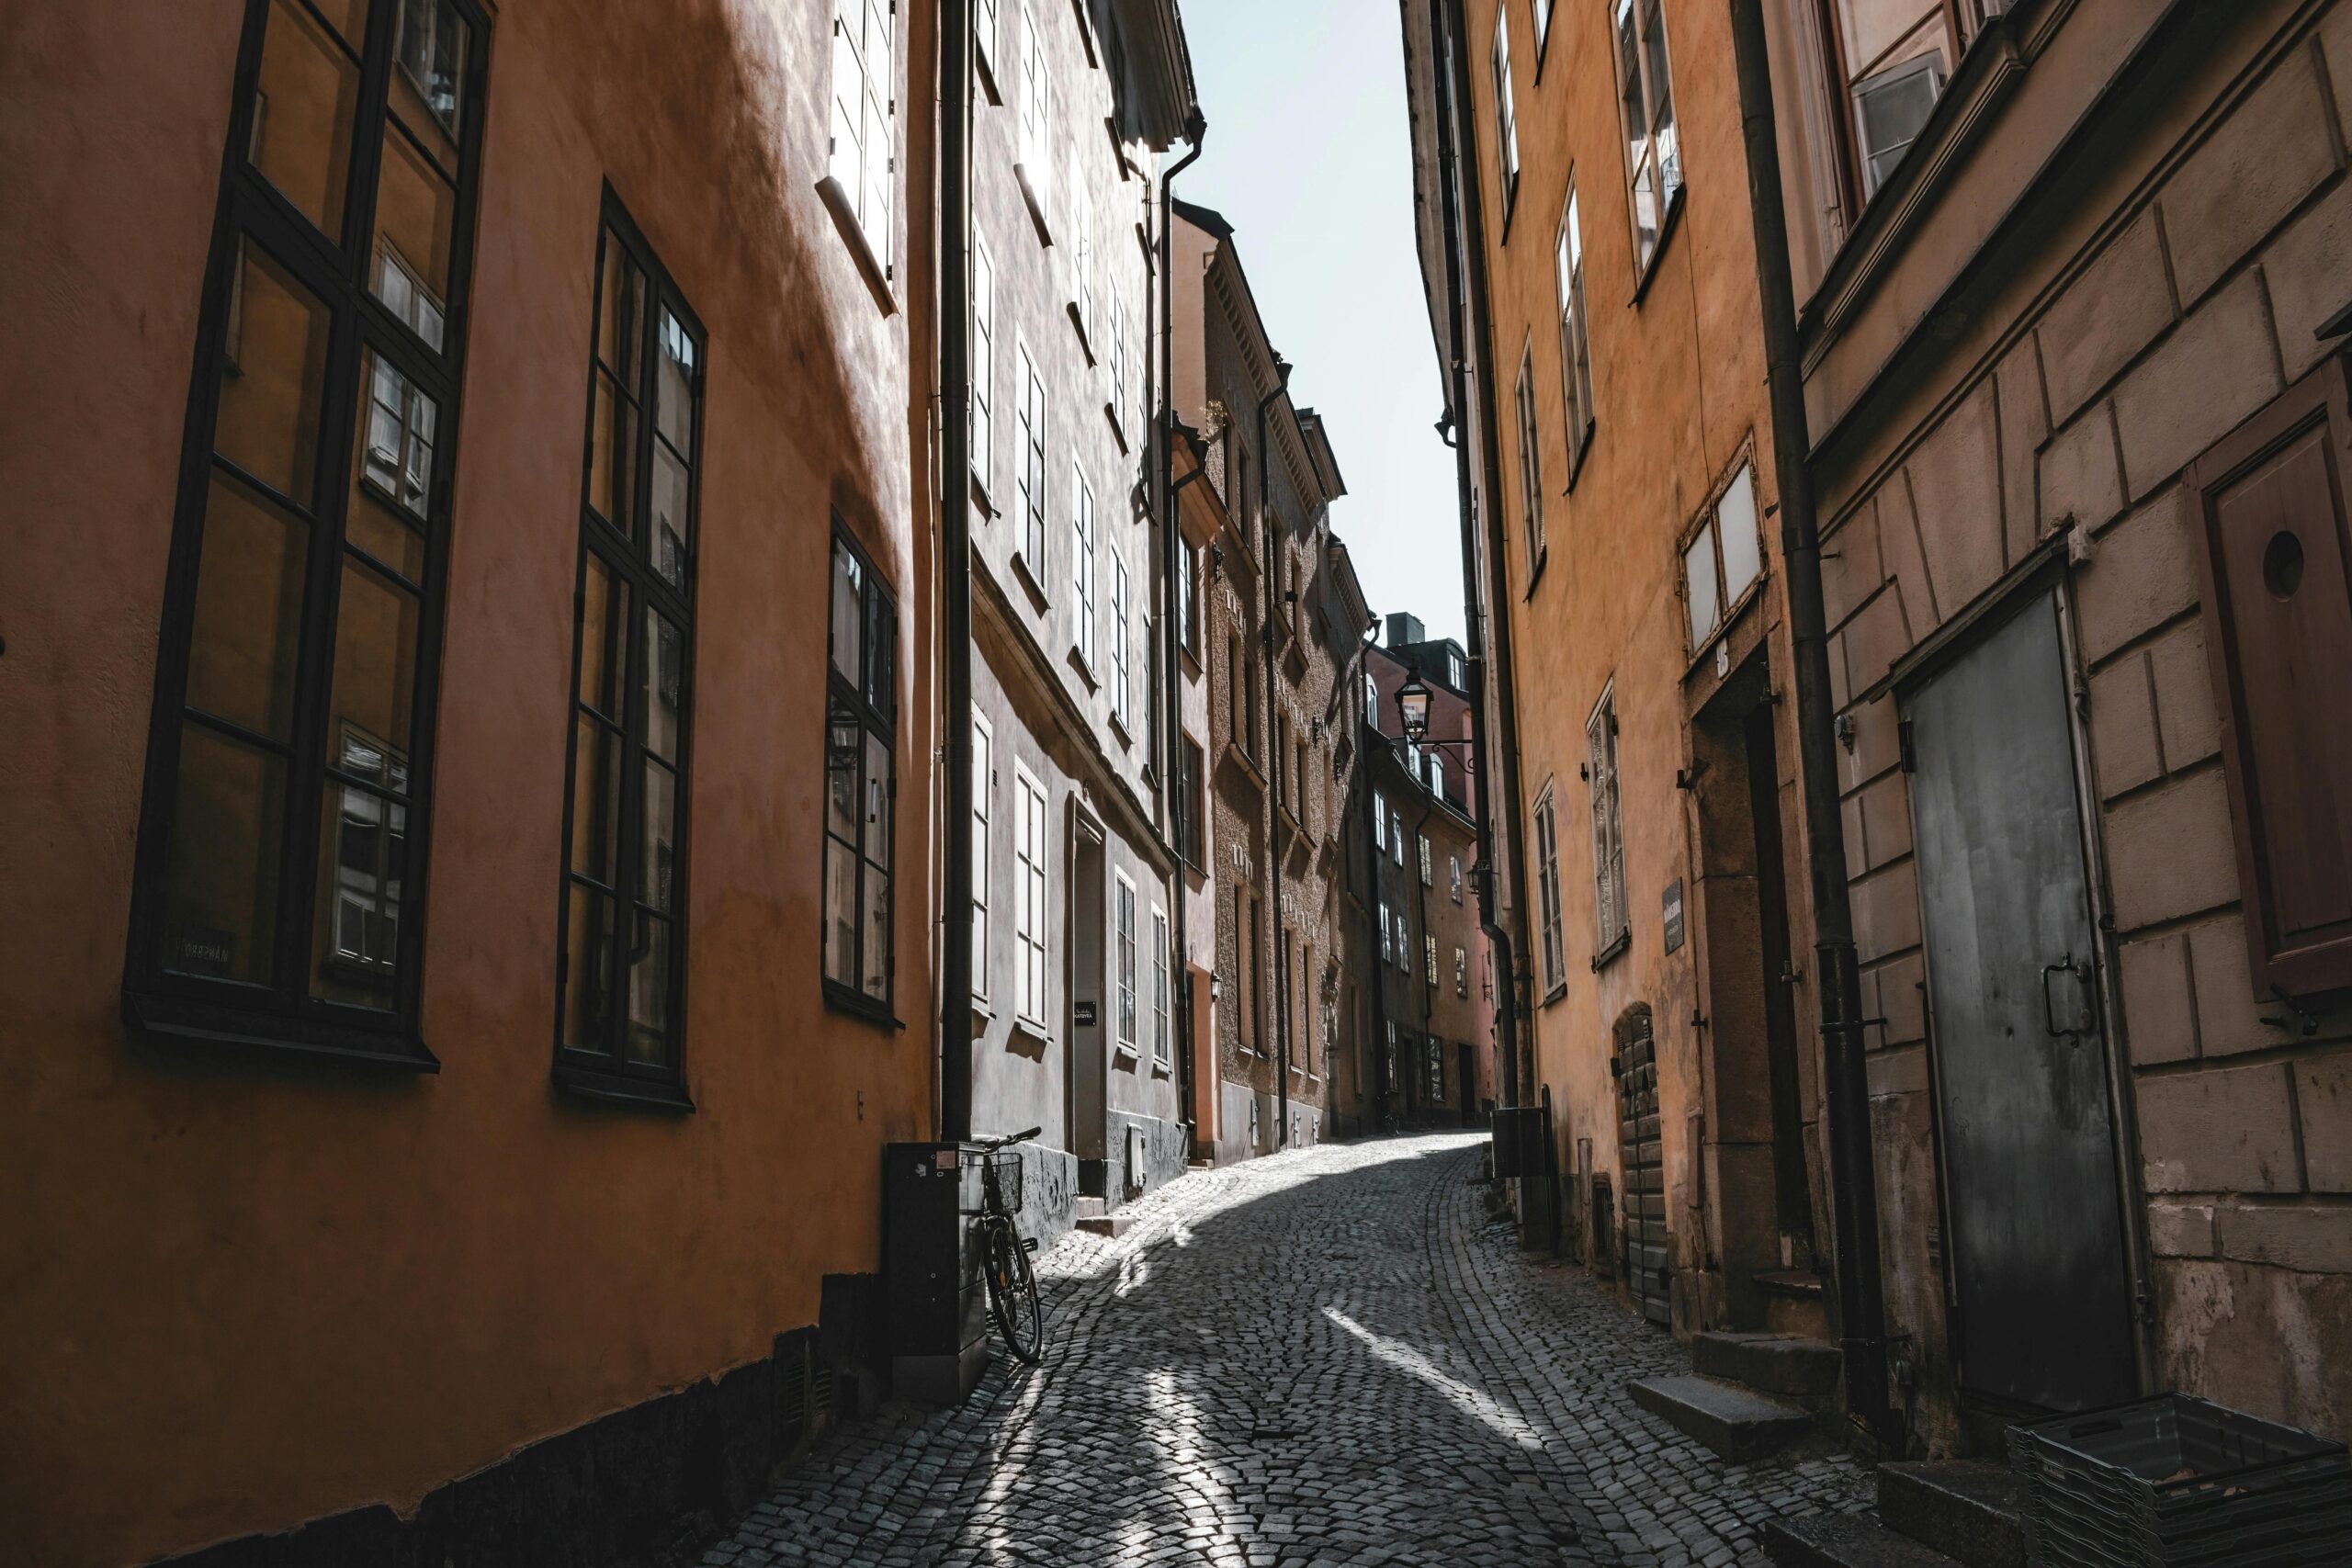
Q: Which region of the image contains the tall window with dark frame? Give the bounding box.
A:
[1586,692,1627,963]
[1490,10,1520,221]
[1612,0,1682,273]
[127,0,491,1063]
[828,0,896,273]
[1534,786,1566,993]
[1555,186,1595,469]
[553,207,707,1099]
[820,528,899,1016]
[1515,345,1544,567]
[1017,343,1047,570]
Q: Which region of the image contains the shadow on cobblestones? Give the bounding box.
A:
[697,1134,1868,1568]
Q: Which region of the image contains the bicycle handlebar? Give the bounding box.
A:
[974,1126,1042,1152]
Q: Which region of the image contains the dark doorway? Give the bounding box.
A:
[1070,811,1106,1196]
[1904,588,2137,1413]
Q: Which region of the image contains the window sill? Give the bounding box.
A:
[973,469,996,518]
[1522,544,1548,600]
[1562,423,1595,494]
[1011,547,1051,610]
[1151,1058,1172,1078]
[824,980,904,1031]
[1068,301,1096,364]
[1110,712,1135,750]
[1114,1043,1141,1066]
[971,995,996,1025]
[1012,1013,1052,1049]
[1016,162,1056,247]
[975,41,1003,106]
[1105,401,1129,454]
[1628,186,1687,309]
[1069,646,1099,689]
[1590,930,1631,974]
[815,175,899,317]
[554,1062,697,1113]
[124,988,440,1072]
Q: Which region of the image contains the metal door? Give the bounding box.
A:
[1905,590,2136,1412]
[1616,1009,1669,1326]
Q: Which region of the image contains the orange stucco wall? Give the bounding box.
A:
[0,3,938,1563]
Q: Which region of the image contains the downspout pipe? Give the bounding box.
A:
[1429,0,1521,1113]
[939,0,974,1144]
[1726,0,1894,1452]
[1256,361,1294,1144]
[1159,113,1206,1154]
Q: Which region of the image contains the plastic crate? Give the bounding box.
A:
[2007,1393,2352,1567]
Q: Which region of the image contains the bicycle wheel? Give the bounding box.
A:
[984,1220,1045,1365]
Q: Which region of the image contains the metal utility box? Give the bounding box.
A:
[884,1142,989,1404]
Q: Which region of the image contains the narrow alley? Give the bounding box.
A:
[704,1136,1867,1568]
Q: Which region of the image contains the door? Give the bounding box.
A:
[1616,1006,1669,1326]
[1069,811,1106,1190]
[1905,589,2136,1412]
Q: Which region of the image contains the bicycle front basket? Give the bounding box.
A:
[985,1150,1025,1213]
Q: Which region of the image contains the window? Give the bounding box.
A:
[1534,787,1566,993]
[1178,737,1205,869]
[1455,946,1468,998]
[971,232,995,496]
[551,208,707,1096]
[1111,551,1133,730]
[126,0,487,1062]
[1448,648,1465,689]
[1017,6,1053,218]
[1429,751,1447,802]
[1555,187,1595,468]
[1072,183,1094,340]
[1450,853,1464,904]
[1424,934,1438,987]
[1013,763,1049,1023]
[1427,1042,1444,1103]
[1016,343,1046,569]
[1587,693,1628,961]
[1151,904,1172,1067]
[1490,10,1520,220]
[817,527,899,1022]
[829,0,896,270]
[1178,539,1199,658]
[1364,670,1380,727]
[1227,636,1244,747]
[975,0,1000,79]
[1114,871,1138,1054]
[1612,0,1683,274]
[1515,344,1545,566]
[1247,895,1264,1047]
[1378,899,1392,964]
[1533,0,1553,51]
[1109,302,1132,438]
[1392,810,1405,864]
[1373,791,1387,851]
[1395,908,1409,972]
[1681,461,1762,651]
[1419,834,1432,886]
[1855,53,1944,197]
[972,715,992,998]
[1072,467,1096,664]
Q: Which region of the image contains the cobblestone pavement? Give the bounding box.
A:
[700,1133,1871,1568]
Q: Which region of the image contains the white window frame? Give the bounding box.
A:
[1454,945,1468,998]
[1681,459,1763,652]
[1379,899,1392,964]
[975,0,1001,81]
[1151,903,1171,1067]
[1373,790,1387,851]
[1450,853,1464,904]
[972,231,996,497]
[1391,810,1405,865]
[1114,868,1138,1054]
[1587,691,1628,961]
[1534,784,1566,994]
[1109,298,1129,435]
[1490,8,1520,220]
[829,0,897,273]
[1855,51,1946,197]
[1556,185,1594,471]
[972,714,992,999]
[1016,340,1046,570]
[1515,341,1544,568]
[1364,670,1379,726]
[1017,6,1054,220]
[1419,834,1432,886]
[1111,549,1133,730]
[1013,761,1050,1025]
[1424,933,1438,987]
[1611,0,1683,275]
[1072,465,1096,666]
[1072,175,1095,340]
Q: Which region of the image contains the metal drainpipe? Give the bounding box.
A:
[938,0,974,1144]
[1727,0,1894,1450]
[1429,0,1523,1113]
[1159,114,1205,1155]
[1255,364,1294,1145]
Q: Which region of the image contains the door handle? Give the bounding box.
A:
[2041,953,2094,1038]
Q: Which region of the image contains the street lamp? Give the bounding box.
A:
[1395,674,1432,744]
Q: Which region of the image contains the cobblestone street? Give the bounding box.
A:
[702,1134,1870,1568]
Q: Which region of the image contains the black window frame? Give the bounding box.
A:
[550,195,709,1110]
[820,520,901,1025]
[124,0,493,1069]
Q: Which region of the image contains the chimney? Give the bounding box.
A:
[1385,612,1424,649]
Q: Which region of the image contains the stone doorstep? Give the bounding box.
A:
[1625,1373,1815,1463]
[1073,1211,1132,1237]
[1757,1269,1835,1340]
[1762,1512,1964,1568]
[1691,1332,1844,1399]
[1874,1461,2027,1568]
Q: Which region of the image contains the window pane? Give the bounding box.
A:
[830,542,865,682]
[642,605,684,762]
[569,715,621,886]
[861,861,889,998]
[371,122,456,351]
[186,471,311,740]
[326,553,423,763]
[643,754,679,912]
[588,368,637,533]
[827,697,861,842]
[824,837,859,988]
[249,0,362,236]
[656,310,697,454]
[310,777,404,1006]
[578,554,628,719]
[390,0,470,153]
[160,722,288,985]
[345,371,429,583]
[864,728,891,874]
[563,884,616,1050]
[650,438,691,591]
[625,910,673,1065]
[216,239,333,503]
[597,242,646,382]
[1719,463,1762,603]
[1643,0,1679,197]
[1684,520,1720,646]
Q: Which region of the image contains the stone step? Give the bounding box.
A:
[1875,1461,2026,1568]
[1762,1513,1964,1568]
[1073,1196,1107,1218]
[1690,1332,1842,1398]
[1755,1269,1834,1339]
[1625,1374,1814,1462]
[1074,1211,1131,1237]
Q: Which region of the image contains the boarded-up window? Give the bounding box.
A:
[2186,368,2352,994]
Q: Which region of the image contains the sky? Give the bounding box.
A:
[1180,0,1468,645]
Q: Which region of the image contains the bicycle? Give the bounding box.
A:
[972,1126,1045,1365]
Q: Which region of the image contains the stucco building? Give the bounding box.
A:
[2,0,940,1562]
